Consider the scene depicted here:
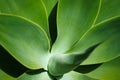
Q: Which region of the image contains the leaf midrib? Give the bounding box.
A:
[66,0,120,53]
[65,0,101,53]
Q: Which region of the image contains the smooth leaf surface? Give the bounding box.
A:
[69,17,120,64]
[48,44,98,76]
[82,35,120,64]
[48,53,88,76]
[86,57,120,80]
[0,69,15,80]
[59,71,98,80]
[0,14,50,69]
[42,0,57,16]
[95,0,120,24]
[0,0,49,35]
[18,70,51,80]
[51,0,101,54]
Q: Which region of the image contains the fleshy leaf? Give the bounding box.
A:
[0,46,28,77]
[17,70,51,80]
[48,53,88,76]
[42,0,57,16]
[51,0,101,54]
[60,71,98,80]
[86,57,120,80]
[95,0,120,24]
[69,17,120,64]
[74,64,102,74]
[82,35,120,64]
[0,14,50,69]
[0,69,16,80]
[48,44,99,76]
[0,0,49,35]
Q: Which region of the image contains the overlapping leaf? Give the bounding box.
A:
[66,0,120,64]
[17,70,51,80]
[0,0,49,35]
[48,53,87,76]
[0,69,16,80]
[0,0,120,80]
[48,44,98,76]
[42,0,57,16]
[51,0,101,54]
[69,17,120,64]
[86,57,120,80]
[0,14,50,69]
[95,0,120,24]
[0,45,28,77]
[74,64,102,74]
[48,0,120,77]
[60,71,98,80]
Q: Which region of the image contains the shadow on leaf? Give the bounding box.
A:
[0,45,28,77]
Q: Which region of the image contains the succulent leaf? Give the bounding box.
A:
[0,14,50,69]
[0,0,49,35]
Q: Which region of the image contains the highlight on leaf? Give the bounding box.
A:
[0,0,120,80]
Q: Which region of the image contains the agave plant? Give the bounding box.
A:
[0,0,120,80]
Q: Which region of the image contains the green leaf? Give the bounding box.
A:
[48,44,99,76]
[95,0,120,24]
[74,64,102,74]
[0,46,28,77]
[0,14,50,69]
[17,70,52,80]
[82,35,120,64]
[0,0,49,35]
[42,0,57,16]
[0,69,15,80]
[51,0,101,54]
[59,71,98,80]
[48,53,87,76]
[86,57,120,80]
[69,17,120,64]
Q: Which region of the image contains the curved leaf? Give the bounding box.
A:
[95,0,120,24]
[86,57,120,80]
[74,64,102,74]
[42,0,57,16]
[0,14,50,69]
[51,0,101,54]
[48,3,58,44]
[48,44,99,76]
[82,35,120,64]
[69,17,120,64]
[18,70,51,80]
[0,46,28,77]
[60,71,98,80]
[0,0,49,35]
[0,69,15,80]
[48,53,87,76]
